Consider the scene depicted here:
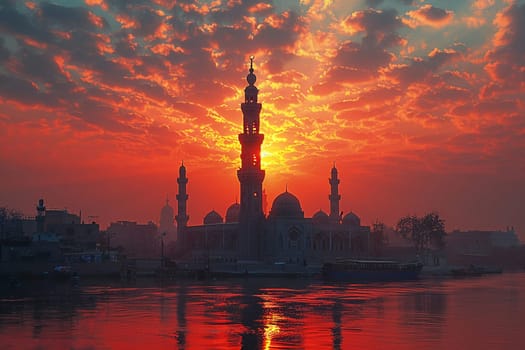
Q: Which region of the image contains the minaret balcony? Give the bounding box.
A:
[238,133,264,144]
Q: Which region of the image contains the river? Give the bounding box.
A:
[1,272,524,349]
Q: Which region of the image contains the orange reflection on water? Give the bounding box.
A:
[262,300,281,350]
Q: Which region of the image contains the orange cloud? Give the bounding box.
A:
[406,4,454,28]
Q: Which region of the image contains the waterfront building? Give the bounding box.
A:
[447,228,520,256]
[1,199,99,261]
[106,220,158,258]
[174,58,370,263]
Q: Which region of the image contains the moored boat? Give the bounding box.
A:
[322,259,423,282]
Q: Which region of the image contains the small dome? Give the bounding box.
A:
[312,210,329,224]
[225,203,240,223]
[204,210,223,225]
[269,191,304,219]
[247,72,256,85]
[161,203,173,214]
[342,212,360,227]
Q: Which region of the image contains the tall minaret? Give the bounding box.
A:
[329,163,341,224]
[237,56,265,258]
[176,162,189,244]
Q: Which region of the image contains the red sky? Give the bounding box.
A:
[1,0,524,238]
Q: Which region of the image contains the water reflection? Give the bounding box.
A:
[176,283,187,349]
[331,301,343,350]
[1,274,525,349]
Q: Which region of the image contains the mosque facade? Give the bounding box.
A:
[173,58,370,263]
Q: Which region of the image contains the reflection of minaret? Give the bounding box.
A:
[176,284,187,350]
[329,164,341,224]
[176,162,189,246]
[332,301,343,350]
[237,56,265,258]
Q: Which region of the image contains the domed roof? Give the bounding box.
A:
[312,209,329,224]
[203,210,223,225]
[269,191,304,219]
[342,211,360,227]
[161,202,174,216]
[160,199,174,222]
[225,203,240,223]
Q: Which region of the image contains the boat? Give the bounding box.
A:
[322,258,423,282]
[450,265,502,277]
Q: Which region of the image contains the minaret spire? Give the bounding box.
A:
[237,55,265,258]
[329,163,341,224]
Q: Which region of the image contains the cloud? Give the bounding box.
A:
[0,37,10,61]
[39,2,108,31]
[388,48,461,85]
[406,4,454,28]
[484,3,525,87]
[319,8,405,87]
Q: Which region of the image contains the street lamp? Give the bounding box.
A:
[161,232,166,268]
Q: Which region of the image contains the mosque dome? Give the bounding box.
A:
[312,210,329,224]
[203,210,223,225]
[342,212,361,227]
[159,199,175,234]
[225,203,240,223]
[161,201,174,217]
[269,191,304,219]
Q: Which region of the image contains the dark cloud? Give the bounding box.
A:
[113,33,139,58]
[255,11,307,50]
[415,86,471,110]
[322,8,405,85]
[366,0,384,7]
[334,40,394,72]
[0,73,57,107]
[0,2,51,42]
[72,99,140,133]
[330,86,401,110]
[366,0,414,8]
[134,7,164,37]
[13,48,63,84]
[388,48,460,85]
[0,37,10,61]
[39,2,108,31]
[211,0,274,25]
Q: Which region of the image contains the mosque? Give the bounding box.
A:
[161,58,371,263]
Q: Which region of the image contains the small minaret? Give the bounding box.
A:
[36,198,46,233]
[176,162,189,244]
[329,163,341,224]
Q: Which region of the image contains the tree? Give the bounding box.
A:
[395,212,446,255]
[371,220,387,256]
[0,207,24,240]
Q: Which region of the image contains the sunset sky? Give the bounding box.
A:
[1,0,524,237]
